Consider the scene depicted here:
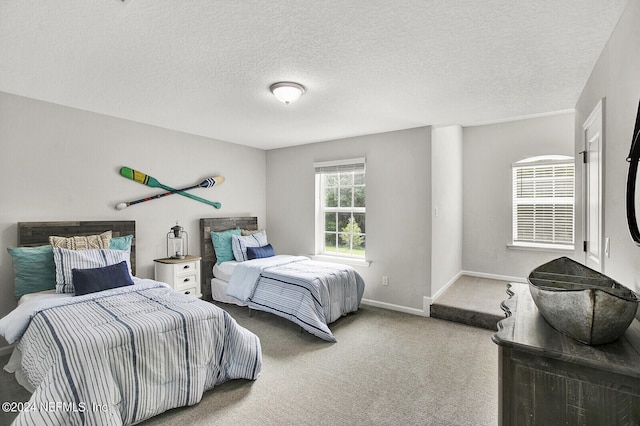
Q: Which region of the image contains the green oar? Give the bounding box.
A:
[120,167,221,209]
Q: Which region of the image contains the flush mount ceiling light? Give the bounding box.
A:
[270,81,306,104]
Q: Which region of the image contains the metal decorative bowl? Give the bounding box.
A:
[528,257,639,345]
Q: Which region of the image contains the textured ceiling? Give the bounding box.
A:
[0,0,629,150]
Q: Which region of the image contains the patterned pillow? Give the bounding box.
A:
[49,231,112,250]
[232,230,268,261]
[53,247,131,294]
[211,228,241,264]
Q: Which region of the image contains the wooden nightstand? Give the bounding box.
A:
[154,255,202,298]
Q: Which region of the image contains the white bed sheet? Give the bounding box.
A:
[213,261,238,282]
[211,277,247,306]
[17,289,57,306]
[5,347,34,393]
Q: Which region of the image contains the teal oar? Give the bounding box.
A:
[116,175,224,210]
[119,167,221,209]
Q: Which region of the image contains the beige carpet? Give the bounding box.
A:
[1,303,499,426]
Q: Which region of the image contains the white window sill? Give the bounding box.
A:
[507,242,575,253]
[309,254,371,267]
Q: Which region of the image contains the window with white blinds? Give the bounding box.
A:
[512,156,575,248]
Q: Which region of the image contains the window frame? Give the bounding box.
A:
[511,155,575,251]
[314,158,366,260]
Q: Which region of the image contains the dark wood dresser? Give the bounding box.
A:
[492,283,640,425]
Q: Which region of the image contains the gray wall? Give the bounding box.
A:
[266,127,432,312]
[462,112,576,279]
[0,92,266,350]
[431,125,463,298]
[575,0,640,291]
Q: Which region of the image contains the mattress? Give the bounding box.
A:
[211,261,246,306]
[211,277,247,306]
[213,261,238,282]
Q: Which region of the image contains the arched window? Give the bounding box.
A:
[512,155,575,249]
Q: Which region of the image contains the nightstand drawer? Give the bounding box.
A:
[178,286,197,297]
[175,274,197,289]
[175,261,198,277]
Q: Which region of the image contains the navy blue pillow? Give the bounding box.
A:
[247,244,275,260]
[72,261,134,296]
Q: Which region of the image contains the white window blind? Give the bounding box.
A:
[314,158,366,174]
[512,158,574,247]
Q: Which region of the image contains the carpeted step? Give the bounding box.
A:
[430,303,504,330]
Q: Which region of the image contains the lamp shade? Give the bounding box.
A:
[270,82,306,104]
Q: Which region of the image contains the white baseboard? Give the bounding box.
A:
[423,297,431,317]
[360,298,427,317]
[429,271,464,305]
[462,270,527,284]
[361,270,524,318]
[0,344,14,357]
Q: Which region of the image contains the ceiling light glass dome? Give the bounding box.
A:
[270,82,306,104]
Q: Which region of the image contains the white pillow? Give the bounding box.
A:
[53,248,132,294]
[231,230,268,261]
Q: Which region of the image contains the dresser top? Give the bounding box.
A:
[493,283,640,378]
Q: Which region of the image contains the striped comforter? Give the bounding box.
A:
[6,281,262,426]
[227,256,365,342]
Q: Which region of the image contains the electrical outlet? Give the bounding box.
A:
[382,276,389,286]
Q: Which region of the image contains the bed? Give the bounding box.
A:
[199,217,365,342]
[1,221,262,426]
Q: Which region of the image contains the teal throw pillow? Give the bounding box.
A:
[7,245,56,299]
[110,234,133,251]
[211,228,241,264]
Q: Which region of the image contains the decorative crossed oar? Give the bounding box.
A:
[117,167,223,210]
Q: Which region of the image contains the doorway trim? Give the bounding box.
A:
[582,98,605,271]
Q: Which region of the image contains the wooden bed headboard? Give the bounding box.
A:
[199,217,258,301]
[18,221,137,275]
